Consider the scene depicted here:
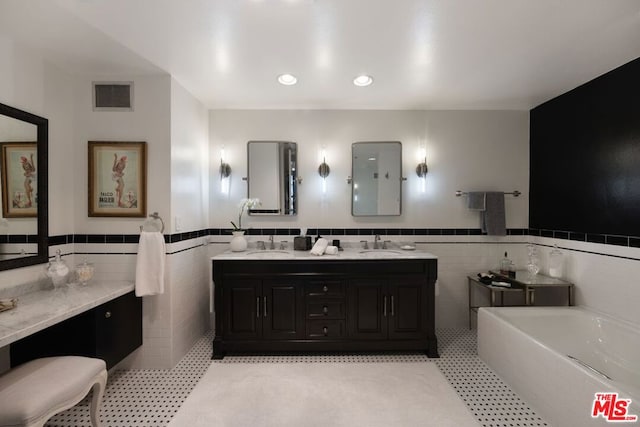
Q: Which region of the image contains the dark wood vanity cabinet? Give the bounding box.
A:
[349,277,427,341]
[223,278,305,340]
[212,258,438,359]
[11,291,142,369]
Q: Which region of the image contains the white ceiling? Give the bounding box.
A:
[2,0,640,110]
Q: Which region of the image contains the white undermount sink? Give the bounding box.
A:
[358,249,403,256]
[245,250,293,257]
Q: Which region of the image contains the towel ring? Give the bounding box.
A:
[140,212,165,233]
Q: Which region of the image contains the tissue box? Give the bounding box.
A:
[294,236,312,250]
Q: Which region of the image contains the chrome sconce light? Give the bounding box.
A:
[416,147,428,192]
[220,160,231,179]
[416,160,428,178]
[318,159,330,179]
[220,146,231,194]
[318,149,330,193]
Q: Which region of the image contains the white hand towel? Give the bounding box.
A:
[310,238,329,256]
[325,245,339,255]
[135,231,166,296]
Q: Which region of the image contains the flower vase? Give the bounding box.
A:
[230,231,248,252]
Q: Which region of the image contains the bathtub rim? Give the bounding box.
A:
[478,305,640,406]
[480,305,640,333]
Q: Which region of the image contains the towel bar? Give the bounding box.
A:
[456,190,521,197]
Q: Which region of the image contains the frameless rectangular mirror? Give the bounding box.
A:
[352,141,402,216]
[247,141,297,216]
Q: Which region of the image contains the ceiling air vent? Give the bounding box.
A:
[92,82,134,111]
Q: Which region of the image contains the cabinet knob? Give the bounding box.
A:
[104,311,111,319]
[323,326,328,336]
[323,285,328,292]
[323,306,329,315]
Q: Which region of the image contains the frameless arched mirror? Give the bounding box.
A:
[352,141,402,216]
[0,102,48,270]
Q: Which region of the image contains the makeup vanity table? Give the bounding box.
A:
[1,281,141,369]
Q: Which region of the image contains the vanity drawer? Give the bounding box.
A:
[305,281,345,297]
[306,300,345,319]
[306,320,345,339]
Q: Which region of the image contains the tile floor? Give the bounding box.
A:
[46,329,550,427]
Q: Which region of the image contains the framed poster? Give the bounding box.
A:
[0,142,37,218]
[88,141,146,217]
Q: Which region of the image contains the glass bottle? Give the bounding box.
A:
[526,244,540,277]
[46,249,69,287]
[549,244,564,278]
[499,251,511,276]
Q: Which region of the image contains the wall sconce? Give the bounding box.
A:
[318,149,330,193]
[220,146,231,194]
[220,160,231,179]
[416,160,428,177]
[416,148,428,192]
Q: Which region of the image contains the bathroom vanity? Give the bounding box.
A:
[211,249,438,359]
[3,281,141,370]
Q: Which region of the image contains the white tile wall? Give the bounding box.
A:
[63,237,213,370]
[169,241,210,366]
[531,237,640,326]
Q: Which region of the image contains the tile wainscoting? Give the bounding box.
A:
[34,227,640,357]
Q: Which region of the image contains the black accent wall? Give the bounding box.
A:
[530,57,640,237]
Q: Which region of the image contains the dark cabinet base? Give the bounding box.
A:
[212,259,439,360]
[11,291,142,369]
[212,336,439,360]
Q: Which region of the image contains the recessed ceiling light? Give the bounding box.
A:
[278,74,297,85]
[353,75,373,87]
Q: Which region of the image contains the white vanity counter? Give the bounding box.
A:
[0,281,134,348]
[212,247,438,261]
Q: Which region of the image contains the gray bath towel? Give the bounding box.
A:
[467,192,486,210]
[481,192,506,236]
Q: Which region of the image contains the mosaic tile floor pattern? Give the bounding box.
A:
[46,328,550,427]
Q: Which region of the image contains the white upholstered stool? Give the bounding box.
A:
[0,356,107,427]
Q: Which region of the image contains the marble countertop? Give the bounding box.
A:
[212,247,438,261]
[0,280,134,348]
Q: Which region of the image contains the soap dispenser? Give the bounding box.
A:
[548,244,564,278]
[46,249,69,287]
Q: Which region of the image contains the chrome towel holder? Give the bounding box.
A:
[456,190,521,197]
[140,212,165,233]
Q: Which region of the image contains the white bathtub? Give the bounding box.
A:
[478,306,640,427]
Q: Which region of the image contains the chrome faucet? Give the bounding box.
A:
[374,234,381,249]
[268,235,275,250]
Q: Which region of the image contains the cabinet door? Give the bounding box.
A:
[262,279,305,340]
[222,279,262,339]
[95,291,143,369]
[347,279,387,339]
[387,278,426,340]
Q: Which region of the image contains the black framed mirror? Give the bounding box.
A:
[0,102,48,270]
